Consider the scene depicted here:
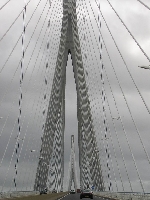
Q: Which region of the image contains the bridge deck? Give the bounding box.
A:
[0,192,68,200]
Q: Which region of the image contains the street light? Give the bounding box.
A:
[112,116,120,120]
[101,137,109,140]
[138,65,150,70]
[30,150,36,152]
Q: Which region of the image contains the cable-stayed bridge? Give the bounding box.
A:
[0,0,150,199]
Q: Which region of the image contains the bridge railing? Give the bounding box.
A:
[0,191,38,199]
[94,191,150,200]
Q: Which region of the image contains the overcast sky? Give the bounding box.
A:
[0,0,150,193]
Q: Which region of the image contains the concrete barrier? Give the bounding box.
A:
[93,191,150,200]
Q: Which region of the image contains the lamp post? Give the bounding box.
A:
[30,150,36,152]
[138,65,150,70]
[112,116,120,120]
[101,137,109,141]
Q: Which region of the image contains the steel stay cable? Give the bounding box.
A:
[104,69,133,192]
[0,33,48,170]
[33,0,62,190]
[90,61,120,191]
[0,14,48,145]
[0,117,17,168]
[97,0,112,191]
[0,0,33,43]
[98,100,121,192]
[103,42,144,193]
[107,0,150,63]
[0,1,49,143]
[0,21,50,190]
[94,0,150,116]
[38,0,61,191]
[78,0,148,192]
[87,0,128,191]
[98,5,150,173]
[17,3,59,189]
[77,1,90,188]
[0,0,43,74]
[79,0,114,190]
[90,0,146,192]
[92,1,150,181]
[14,0,26,190]
[23,0,49,76]
[78,2,126,191]
[13,12,51,190]
[137,0,150,11]
[1,0,26,192]
[90,12,110,192]
[0,0,49,111]
[81,0,91,187]
[20,35,49,190]
[78,0,107,189]
[0,119,17,192]
[2,0,149,192]
[1,0,65,191]
[0,0,12,10]
[100,25,145,193]
[0,3,51,191]
[95,0,150,11]
[82,0,141,192]
[6,21,48,191]
[103,71,133,192]
[82,0,113,190]
[72,1,90,188]
[24,0,49,61]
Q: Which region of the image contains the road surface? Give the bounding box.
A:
[61,193,107,200]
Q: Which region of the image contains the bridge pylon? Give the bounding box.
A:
[68,135,77,191]
[34,0,104,192]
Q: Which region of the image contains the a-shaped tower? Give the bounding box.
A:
[34,0,104,192]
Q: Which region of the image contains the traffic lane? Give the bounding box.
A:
[61,193,109,200]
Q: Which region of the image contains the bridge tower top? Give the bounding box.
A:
[63,0,76,3]
[63,0,76,14]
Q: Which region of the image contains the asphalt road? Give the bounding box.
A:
[61,193,106,200]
